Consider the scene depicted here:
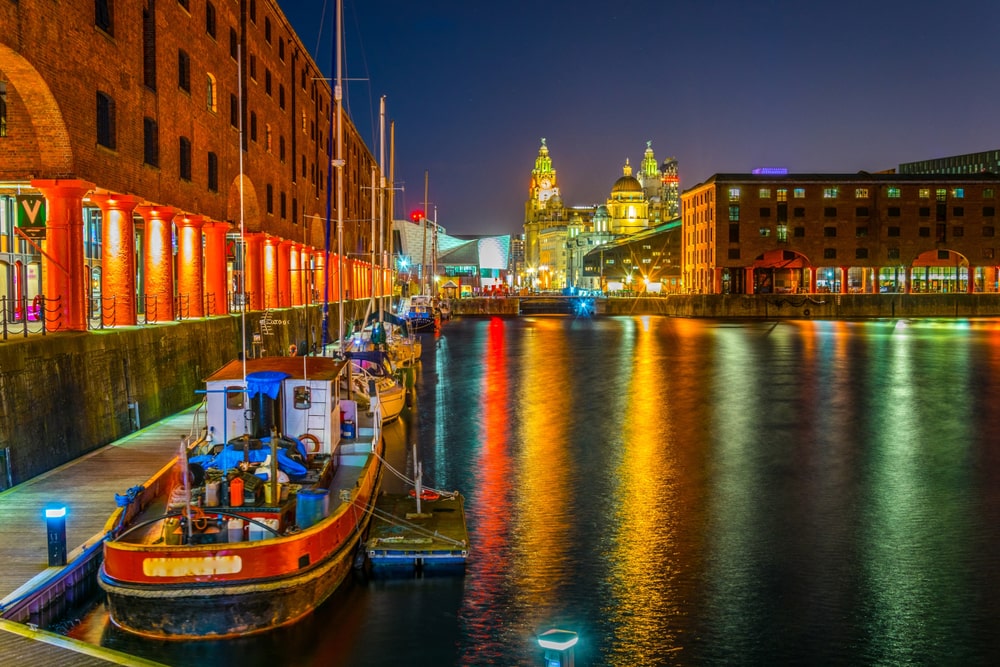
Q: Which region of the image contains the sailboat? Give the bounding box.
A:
[98,0,387,639]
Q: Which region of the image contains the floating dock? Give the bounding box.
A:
[366,492,469,571]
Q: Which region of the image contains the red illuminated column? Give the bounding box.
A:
[245,233,265,311]
[967,264,976,293]
[89,193,140,327]
[136,205,176,322]
[744,267,755,295]
[839,266,849,294]
[808,267,817,293]
[300,246,313,303]
[314,250,326,304]
[290,243,302,306]
[263,236,279,308]
[32,179,94,331]
[175,214,205,318]
[278,239,293,307]
[203,220,231,315]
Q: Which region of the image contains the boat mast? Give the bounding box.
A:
[421,171,429,295]
[378,96,386,325]
[335,0,345,355]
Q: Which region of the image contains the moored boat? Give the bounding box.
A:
[399,294,440,332]
[98,356,385,639]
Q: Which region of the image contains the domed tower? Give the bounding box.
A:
[638,140,662,197]
[607,159,648,235]
[523,138,565,270]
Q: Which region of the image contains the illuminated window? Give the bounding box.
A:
[777,224,788,242]
[777,188,787,202]
[823,187,838,199]
[794,188,805,198]
[729,187,740,201]
[205,73,217,112]
[985,188,995,198]
[887,187,900,198]
[759,227,770,237]
[855,188,869,198]
[952,188,965,198]
[759,188,771,199]
[729,205,740,221]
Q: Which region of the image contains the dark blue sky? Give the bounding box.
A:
[285,0,1000,236]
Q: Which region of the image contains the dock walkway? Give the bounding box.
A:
[0,407,198,665]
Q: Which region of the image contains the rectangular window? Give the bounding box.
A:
[206,74,217,112]
[759,227,771,237]
[936,223,947,243]
[953,226,964,237]
[919,227,931,237]
[728,205,739,221]
[777,188,787,202]
[919,188,930,199]
[793,188,805,198]
[96,91,116,149]
[178,0,190,9]
[206,1,216,38]
[855,188,869,198]
[888,207,901,217]
[96,0,113,34]
[776,224,788,242]
[207,152,218,191]
[178,50,191,92]
[729,223,739,243]
[265,69,272,96]
[985,188,995,199]
[888,226,900,237]
[249,0,256,23]
[985,206,995,217]
[824,248,837,259]
[824,227,837,237]
[856,207,869,217]
[793,207,805,218]
[856,226,868,238]
[824,207,837,218]
[142,5,156,89]
[888,247,900,260]
[952,188,965,198]
[823,187,838,199]
[936,188,947,201]
[794,226,805,237]
[179,136,191,180]
[759,188,771,199]
[887,187,901,198]
[984,248,995,259]
[280,192,286,219]
[250,54,257,81]
[143,117,158,166]
[919,206,930,217]
[279,84,285,110]
[230,28,238,60]
[266,184,273,214]
[759,207,771,218]
[856,248,869,259]
[985,226,995,238]
[728,187,740,202]
[230,94,238,127]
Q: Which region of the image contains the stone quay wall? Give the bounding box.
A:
[451,294,1000,320]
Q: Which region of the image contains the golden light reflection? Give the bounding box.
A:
[603,316,685,662]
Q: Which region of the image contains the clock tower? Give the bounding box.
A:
[524,138,565,273]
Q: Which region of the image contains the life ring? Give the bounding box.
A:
[298,433,321,453]
[189,506,209,531]
[409,489,441,502]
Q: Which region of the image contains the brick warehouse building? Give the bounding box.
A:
[681,173,1000,295]
[0,0,388,331]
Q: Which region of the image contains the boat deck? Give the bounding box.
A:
[366,493,469,570]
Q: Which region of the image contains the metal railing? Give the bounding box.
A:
[1,295,54,340]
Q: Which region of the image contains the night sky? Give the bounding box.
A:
[284,0,1000,235]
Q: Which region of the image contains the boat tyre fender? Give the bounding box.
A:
[298,433,321,453]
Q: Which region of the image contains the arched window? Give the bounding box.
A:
[206,73,217,112]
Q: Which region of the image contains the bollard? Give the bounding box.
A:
[45,505,67,567]
[537,629,578,667]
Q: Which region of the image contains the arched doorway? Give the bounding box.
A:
[751,249,812,294]
[909,249,969,293]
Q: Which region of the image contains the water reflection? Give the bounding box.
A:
[70,316,1000,666]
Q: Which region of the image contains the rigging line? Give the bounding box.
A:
[363,503,467,548]
[313,0,329,67]
[343,0,377,153]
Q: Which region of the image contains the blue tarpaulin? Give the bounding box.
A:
[245,370,290,399]
[190,437,308,477]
